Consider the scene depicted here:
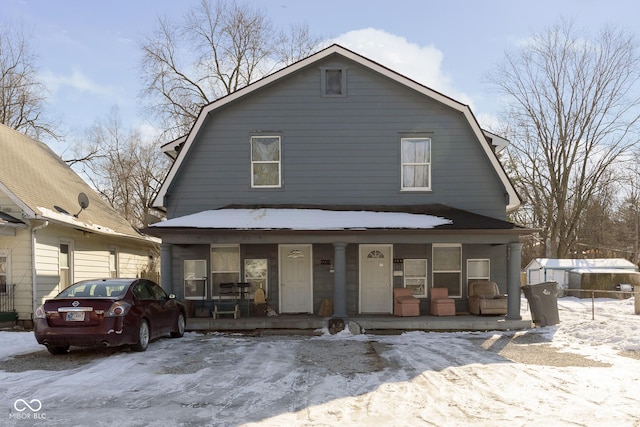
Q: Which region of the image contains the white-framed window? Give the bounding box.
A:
[467,259,490,286]
[109,247,119,278]
[433,244,462,297]
[244,258,268,296]
[321,67,347,96]
[211,245,240,298]
[251,136,281,188]
[404,259,428,298]
[59,241,73,290]
[401,137,431,190]
[184,259,207,300]
[0,252,8,293]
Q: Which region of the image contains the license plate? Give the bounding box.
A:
[65,312,85,322]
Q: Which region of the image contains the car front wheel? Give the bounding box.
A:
[131,319,150,352]
[171,312,185,338]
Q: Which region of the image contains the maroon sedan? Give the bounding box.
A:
[34,278,186,355]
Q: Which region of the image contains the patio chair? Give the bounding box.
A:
[393,288,420,317]
[468,281,507,315]
[252,287,268,316]
[429,287,456,316]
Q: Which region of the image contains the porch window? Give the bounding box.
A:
[211,245,240,298]
[0,254,7,293]
[467,259,490,286]
[59,242,73,290]
[251,136,281,188]
[433,244,462,297]
[244,258,268,296]
[404,259,428,298]
[401,137,431,190]
[184,259,207,300]
[109,248,118,278]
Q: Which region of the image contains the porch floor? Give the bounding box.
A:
[186,313,533,334]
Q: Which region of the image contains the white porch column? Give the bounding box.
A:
[507,242,522,320]
[332,242,348,318]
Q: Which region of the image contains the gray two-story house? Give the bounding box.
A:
[149,44,530,320]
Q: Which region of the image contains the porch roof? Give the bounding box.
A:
[152,207,450,230]
[149,204,531,233]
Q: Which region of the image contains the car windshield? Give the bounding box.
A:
[57,281,128,298]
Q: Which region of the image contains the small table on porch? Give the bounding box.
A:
[216,282,252,318]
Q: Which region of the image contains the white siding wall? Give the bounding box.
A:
[1,222,158,322]
[0,227,33,321]
[34,228,62,303]
[119,249,154,278]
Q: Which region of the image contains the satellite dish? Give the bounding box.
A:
[74,193,90,217]
[78,192,90,209]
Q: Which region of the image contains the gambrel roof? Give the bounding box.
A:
[0,124,155,242]
[153,44,521,211]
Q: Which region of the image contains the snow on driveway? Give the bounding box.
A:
[2,297,640,426]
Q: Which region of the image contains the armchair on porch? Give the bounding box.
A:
[429,287,456,316]
[468,281,507,315]
[393,288,420,317]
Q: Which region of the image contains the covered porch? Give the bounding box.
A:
[147,205,536,326]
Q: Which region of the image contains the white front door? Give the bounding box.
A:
[279,244,313,313]
[359,244,393,313]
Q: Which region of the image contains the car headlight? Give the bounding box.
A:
[34,305,46,319]
[106,301,132,317]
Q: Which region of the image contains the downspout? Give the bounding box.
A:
[31,221,49,319]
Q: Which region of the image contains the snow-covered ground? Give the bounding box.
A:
[2,296,640,426]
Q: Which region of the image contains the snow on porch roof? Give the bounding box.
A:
[150,208,452,230]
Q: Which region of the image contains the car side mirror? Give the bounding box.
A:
[168,293,176,300]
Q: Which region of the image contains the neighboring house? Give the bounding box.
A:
[0,124,159,325]
[149,44,532,319]
[525,258,639,290]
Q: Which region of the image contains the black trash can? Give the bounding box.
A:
[521,282,560,327]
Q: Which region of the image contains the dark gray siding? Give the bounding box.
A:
[166,56,508,219]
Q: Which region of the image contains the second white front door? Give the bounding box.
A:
[279,244,313,313]
[359,244,393,313]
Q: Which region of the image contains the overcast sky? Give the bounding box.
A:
[5,0,640,154]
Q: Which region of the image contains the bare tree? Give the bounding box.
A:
[0,20,59,139]
[73,108,170,229]
[491,20,640,258]
[615,155,640,263]
[138,0,324,140]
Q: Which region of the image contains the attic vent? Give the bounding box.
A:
[321,67,347,97]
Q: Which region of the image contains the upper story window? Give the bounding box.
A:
[251,136,281,188]
[401,137,431,191]
[321,67,347,97]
